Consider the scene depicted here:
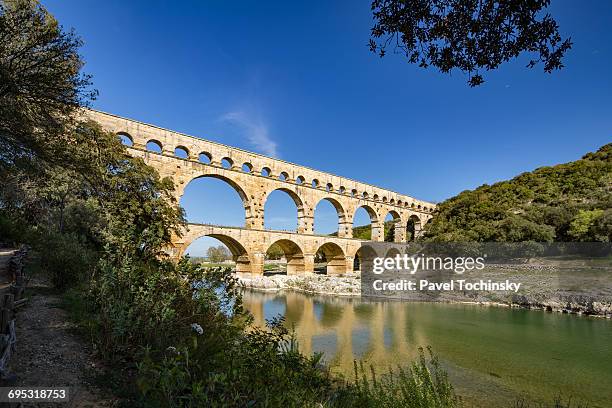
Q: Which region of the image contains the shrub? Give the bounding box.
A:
[34,230,98,289]
[333,347,458,408]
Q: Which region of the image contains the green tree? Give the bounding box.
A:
[370,0,572,86]
[206,245,231,262]
[265,242,284,260]
[568,209,605,241]
[0,0,96,169]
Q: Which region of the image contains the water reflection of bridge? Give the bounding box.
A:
[242,291,430,374]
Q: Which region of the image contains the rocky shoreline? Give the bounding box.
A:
[237,273,361,297]
[236,272,612,318]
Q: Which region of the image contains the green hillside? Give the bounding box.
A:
[331,221,396,241]
[424,144,612,242]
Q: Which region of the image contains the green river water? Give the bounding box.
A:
[242,290,612,407]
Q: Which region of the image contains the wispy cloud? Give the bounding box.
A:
[221,111,278,157]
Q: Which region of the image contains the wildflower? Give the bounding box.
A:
[191,323,204,335]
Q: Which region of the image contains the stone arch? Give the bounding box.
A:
[267,239,305,275]
[199,152,212,164]
[146,139,163,153]
[385,247,402,259]
[261,167,271,177]
[295,175,305,185]
[313,197,347,235]
[315,242,347,275]
[175,145,189,159]
[353,244,377,272]
[183,233,251,273]
[407,214,422,241]
[279,171,289,181]
[117,132,133,146]
[263,188,305,232]
[180,174,252,226]
[241,162,253,173]
[221,157,233,169]
[382,209,404,242]
[352,205,381,241]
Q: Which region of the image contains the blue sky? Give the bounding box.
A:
[44,1,611,255]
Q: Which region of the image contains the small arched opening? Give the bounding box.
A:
[242,162,253,173]
[383,210,402,242]
[265,239,305,275]
[221,157,233,169]
[184,234,250,273]
[146,139,162,153]
[199,152,212,164]
[315,242,346,275]
[407,215,422,242]
[117,132,133,147]
[353,245,377,272]
[352,205,380,241]
[175,146,189,159]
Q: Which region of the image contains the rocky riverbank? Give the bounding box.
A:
[236,265,612,318]
[237,273,361,296]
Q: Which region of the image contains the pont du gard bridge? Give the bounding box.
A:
[87,110,436,275]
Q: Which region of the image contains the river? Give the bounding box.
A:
[242,290,612,407]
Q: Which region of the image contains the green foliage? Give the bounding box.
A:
[348,221,395,241]
[0,120,185,288]
[370,0,572,86]
[0,0,96,169]
[265,242,284,260]
[206,245,231,263]
[89,261,243,360]
[335,347,458,407]
[137,315,332,407]
[352,224,372,240]
[33,230,98,289]
[425,144,612,242]
[568,209,605,241]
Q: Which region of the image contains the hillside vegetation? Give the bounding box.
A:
[331,221,396,241]
[424,144,612,242]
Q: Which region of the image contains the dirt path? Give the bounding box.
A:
[8,281,115,407]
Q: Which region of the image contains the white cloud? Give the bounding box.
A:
[221,111,278,157]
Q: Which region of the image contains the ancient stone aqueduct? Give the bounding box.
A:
[88,110,436,275]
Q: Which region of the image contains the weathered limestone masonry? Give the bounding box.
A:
[86,110,435,275]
